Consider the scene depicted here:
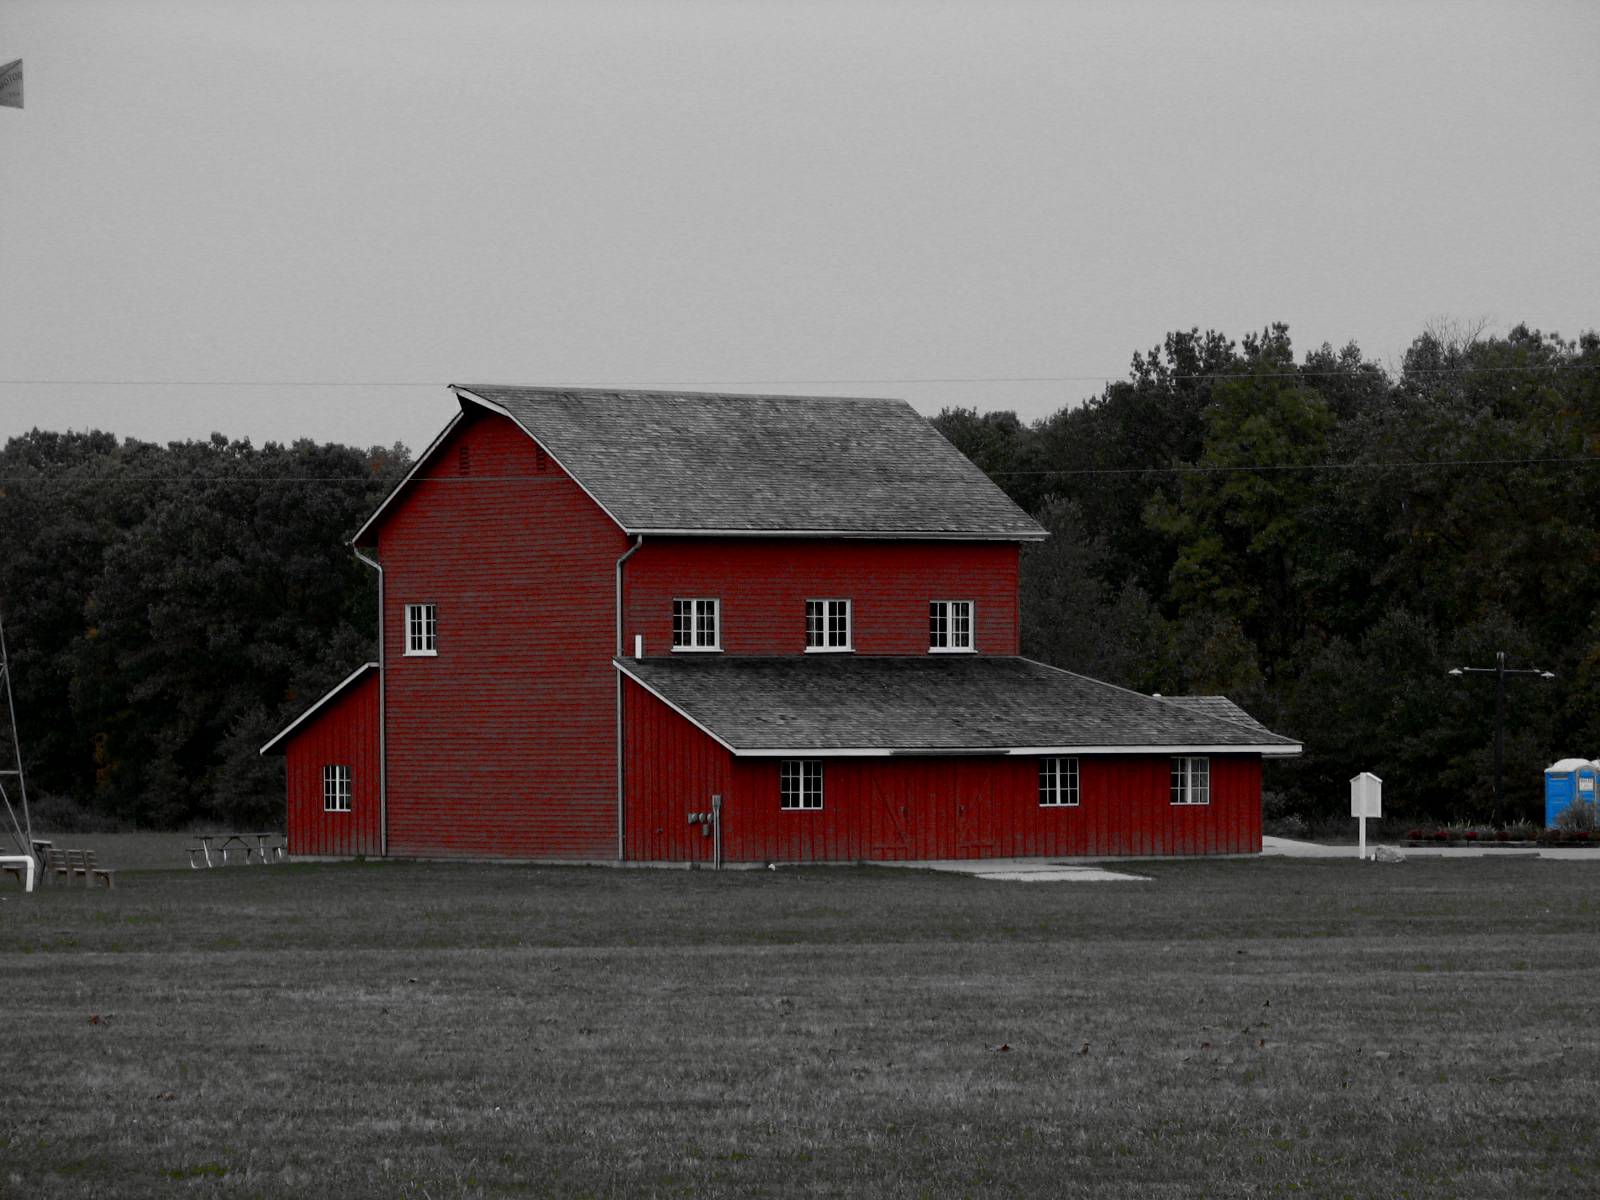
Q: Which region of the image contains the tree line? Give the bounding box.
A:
[1,319,1595,830]
[0,431,409,830]
[935,322,1599,826]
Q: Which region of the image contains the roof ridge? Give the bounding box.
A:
[454,384,910,405]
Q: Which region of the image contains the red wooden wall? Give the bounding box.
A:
[372,409,631,859]
[284,672,381,857]
[623,539,1020,656]
[624,682,1261,862]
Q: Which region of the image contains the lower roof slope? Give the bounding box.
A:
[617,656,1301,756]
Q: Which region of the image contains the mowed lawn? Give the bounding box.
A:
[3,846,1599,1198]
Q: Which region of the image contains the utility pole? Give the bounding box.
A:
[1448,651,1555,821]
[0,605,34,859]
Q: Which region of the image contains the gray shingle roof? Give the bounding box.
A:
[617,656,1301,755]
[1155,695,1278,739]
[453,385,1044,539]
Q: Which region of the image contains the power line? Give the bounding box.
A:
[0,362,1596,390]
[985,455,1599,477]
[1,454,1593,487]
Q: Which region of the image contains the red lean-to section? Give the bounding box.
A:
[283,670,381,857]
[623,681,1262,862]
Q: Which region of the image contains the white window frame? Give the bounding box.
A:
[1039,757,1080,807]
[779,760,823,811]
[928,599,976,653]
[1171,756,1211,806]
[671,598,721,652]
[404,603,437,656]
[804,598,853,652]
[323,764,352,813]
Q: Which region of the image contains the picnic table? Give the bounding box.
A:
[188,832,285,868]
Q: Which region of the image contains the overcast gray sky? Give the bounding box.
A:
[2,0,1596,454]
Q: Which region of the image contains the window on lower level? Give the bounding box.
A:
[1171,756,1210,805]
[780,760,823,810]
[323,764,352,813]
[805,599,852,651]
[929,600,974,652]
[672,598,720,650]
[1039,757,1080,806]
[404,603,437,655]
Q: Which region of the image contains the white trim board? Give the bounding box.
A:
[450,388,634,536]
[613,660,738,753]
[349,410,465,546]
[259,663,380,755]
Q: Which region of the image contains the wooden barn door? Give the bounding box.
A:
[954,765,997,858]
[866,762,998,861]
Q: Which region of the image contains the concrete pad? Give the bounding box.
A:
[876,856,1150,882]
[1262,835,1600,862]
[975,867,1149,883]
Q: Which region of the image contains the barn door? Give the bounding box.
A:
[869,774,912,860]
[955,771,996,857]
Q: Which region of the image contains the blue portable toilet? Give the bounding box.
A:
[1544,759,1600,827]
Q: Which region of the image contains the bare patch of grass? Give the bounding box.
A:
[2,857,1598,1196]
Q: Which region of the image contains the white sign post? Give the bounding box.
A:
[1350,772,1382,860]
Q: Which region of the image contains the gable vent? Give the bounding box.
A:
[458,444,472,476]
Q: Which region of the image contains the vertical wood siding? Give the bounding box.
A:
[378,410,631,859]
[624,681,1262,861]
[283,672,381,857]
[623,539,1020,656]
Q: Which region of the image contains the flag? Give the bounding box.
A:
[0,60,20,109]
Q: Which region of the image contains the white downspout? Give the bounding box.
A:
[615,534,644,860]
[352,544,387,857]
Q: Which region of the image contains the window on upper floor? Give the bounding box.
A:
[780,759,823,810]
[805,599,852,652]
[672,598,720,651]
[928,600,975,652]
[404,603,437,656]
[1171,756,1210,805]
[1039,757,1080,807]
[323,764,352,813]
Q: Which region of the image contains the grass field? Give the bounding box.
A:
[2,839,1598,1198]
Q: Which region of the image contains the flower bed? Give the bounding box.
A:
[1401,824,1590,847]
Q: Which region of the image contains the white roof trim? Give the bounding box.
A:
[350,409,465,546]
[613,660,738,753]
[731,744,1302,758]
[450,387,633,535]
[631,527,1048,542]
[259,663,379,755]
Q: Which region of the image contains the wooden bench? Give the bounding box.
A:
[42,848,115,888]
[80,849,115,888]
[43,848,71,885]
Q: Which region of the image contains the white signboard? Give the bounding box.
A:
[1351,772,1382,861]
[1350,772,1383,818]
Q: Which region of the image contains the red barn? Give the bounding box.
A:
[262,386,1299,862]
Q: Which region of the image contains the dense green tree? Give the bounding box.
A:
[0,430,409,828]
[954,320,1597,826]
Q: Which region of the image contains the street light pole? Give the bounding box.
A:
[1448,651,1555,821]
